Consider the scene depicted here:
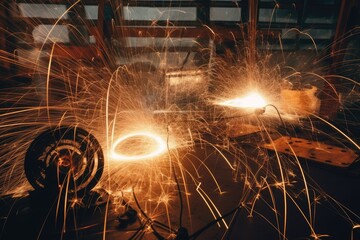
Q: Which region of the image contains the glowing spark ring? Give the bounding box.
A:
[110,132,167,161]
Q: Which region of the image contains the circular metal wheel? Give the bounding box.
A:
[25,126,104,195]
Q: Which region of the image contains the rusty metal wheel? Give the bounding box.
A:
[24,126,104,195]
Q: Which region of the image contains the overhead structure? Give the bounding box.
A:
[1,0,359,117]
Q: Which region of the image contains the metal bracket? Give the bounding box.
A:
[263,136,358,168]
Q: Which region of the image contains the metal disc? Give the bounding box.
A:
[24,126,104,194]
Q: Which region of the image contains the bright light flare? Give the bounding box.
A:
[217,92,267,109]
[110,131,167,161]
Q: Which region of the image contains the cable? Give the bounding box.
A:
[180,51,191,71]
[189,205,241,240]
[128,219,150,240]
[132,189,166,240]
[264,104,291,137]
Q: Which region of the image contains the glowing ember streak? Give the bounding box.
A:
[218,92,267,109]
[110,132,167,161]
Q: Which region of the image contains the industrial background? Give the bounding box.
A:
[1,0,360,239]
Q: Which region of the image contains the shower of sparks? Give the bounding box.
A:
[110,131,167,161]
[217,92,267,109]
[0,1,360,240]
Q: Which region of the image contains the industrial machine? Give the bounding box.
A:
[25,126,104,195]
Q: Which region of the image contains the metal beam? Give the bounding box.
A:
[113,26,280,43]
[319,0,358,119]
[248,0,258,71]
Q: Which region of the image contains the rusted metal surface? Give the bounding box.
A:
[263,136,358,168]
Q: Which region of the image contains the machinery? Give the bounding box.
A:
[25,126,104,195]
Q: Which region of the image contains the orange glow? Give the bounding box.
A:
[110,131,167,161]
[217,92,267,109]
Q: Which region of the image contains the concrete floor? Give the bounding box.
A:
[0,136,360,240]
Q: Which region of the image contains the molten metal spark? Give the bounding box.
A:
[217,92,267,109]
[110,131,167,161]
